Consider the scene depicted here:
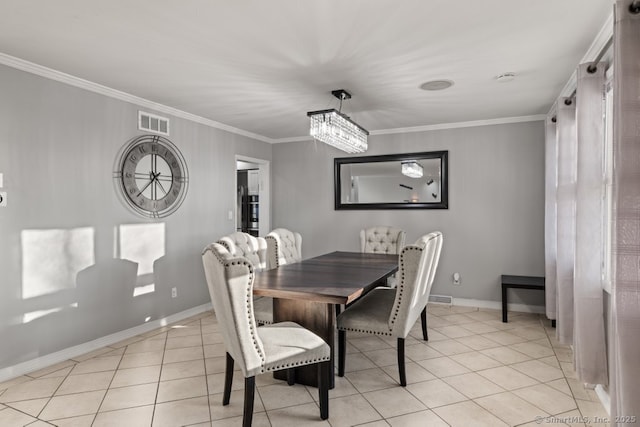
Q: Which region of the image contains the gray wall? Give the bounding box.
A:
[271,121,545,305]
[0,64,272,369]
[0,61,546,371]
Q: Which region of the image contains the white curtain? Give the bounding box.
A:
[545,118,558,322]
[555,98,577,345]
[573,63,608,386]
[610,0,640,422]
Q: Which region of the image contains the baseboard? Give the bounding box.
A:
[595,384,611,416]
[0,297,545,383]
[453,297,546,314]
[0,303,212,383]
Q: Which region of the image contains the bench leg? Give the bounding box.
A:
[502,285,508,323]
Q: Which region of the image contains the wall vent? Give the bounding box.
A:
[428,294,453,305]
[138,111,170,135]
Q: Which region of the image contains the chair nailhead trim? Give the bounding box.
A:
[338,327,393,336]
[266,235,280,267]
[211,251,266,364]
[265,355,331,373]
[389,246,422,330]
[236,261,266,364]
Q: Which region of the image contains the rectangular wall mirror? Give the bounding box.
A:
[335,151,448,210]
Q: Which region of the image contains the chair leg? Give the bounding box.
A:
[338,330,346,377]
[243,376,255,427]
[223,352,234,405]
[318,361,329,420]
[421,306,429,341]
[397,338,407,387]
[287,368,296,386]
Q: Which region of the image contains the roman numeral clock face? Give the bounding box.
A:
[114,135,189,218]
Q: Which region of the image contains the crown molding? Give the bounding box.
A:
[0,52,556,145]
[368,115,546,136]
[0,52,275,144]
[272,115,546,143]
[273,135,314,143]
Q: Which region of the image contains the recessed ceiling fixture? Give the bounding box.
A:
[496,72,516,82]
[401,161,423,178]
[419,80,454,91]
[307,89,369,154]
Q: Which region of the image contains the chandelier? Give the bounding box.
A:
[401,161,423,178]
[307,89,369,153]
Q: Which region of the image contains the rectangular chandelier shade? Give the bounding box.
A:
[307,109,369,154]
[401,161,423,178]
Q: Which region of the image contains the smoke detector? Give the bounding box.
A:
[496,72,516,83]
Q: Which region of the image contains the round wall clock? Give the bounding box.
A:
[114,134,189,218]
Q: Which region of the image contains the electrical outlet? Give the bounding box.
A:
[171,287,177,298]
[453,272,461,285]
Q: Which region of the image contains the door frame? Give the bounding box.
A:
[235,155,271,237]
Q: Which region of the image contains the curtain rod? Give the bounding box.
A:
[565,35,614,100]
[586,37,613,73]
[550,3,637,121]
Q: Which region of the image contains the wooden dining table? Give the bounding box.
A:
[253,251,399,388]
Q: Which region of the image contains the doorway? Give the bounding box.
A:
[235,156,270,237]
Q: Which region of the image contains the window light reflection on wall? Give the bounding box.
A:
[21,227,95,323]
[116,223,165,296]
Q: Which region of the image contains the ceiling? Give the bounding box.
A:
[0,1,612,142]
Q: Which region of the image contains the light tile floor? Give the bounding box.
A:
[0,305,610,426]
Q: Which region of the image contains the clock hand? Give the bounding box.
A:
[154,176,168,196]
[136,172,160,197]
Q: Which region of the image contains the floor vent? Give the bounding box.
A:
[138,111,170,135]
[429,294,453,305]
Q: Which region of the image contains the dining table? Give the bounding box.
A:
[253,251,399,388]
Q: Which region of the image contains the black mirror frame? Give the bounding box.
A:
[334,150,449,210]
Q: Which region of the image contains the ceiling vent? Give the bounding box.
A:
[138,111,170,135]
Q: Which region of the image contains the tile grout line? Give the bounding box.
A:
[84,343,124,426]
[390,315,575,424]
[33,354,78,424]
[198,317,214,426]
[0,309,607,427]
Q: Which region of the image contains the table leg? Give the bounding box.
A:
[273,299,335,389]
[502,284,508,323]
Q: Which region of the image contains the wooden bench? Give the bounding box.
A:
[501,275,546,323]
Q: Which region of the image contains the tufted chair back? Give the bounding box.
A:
[265,228,302,269]
[360,226,406,255]
[202,243,266,377]
[388,231,443,338]
[217,232,268,271]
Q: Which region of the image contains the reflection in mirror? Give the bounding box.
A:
[335,151,448,210]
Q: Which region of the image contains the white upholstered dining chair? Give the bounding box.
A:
[265,228,302,269]
[360,225,406,288]
[360,226,406,255]
[202,243,330,426]
[337,231,443,386]
[217,232,273,325]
